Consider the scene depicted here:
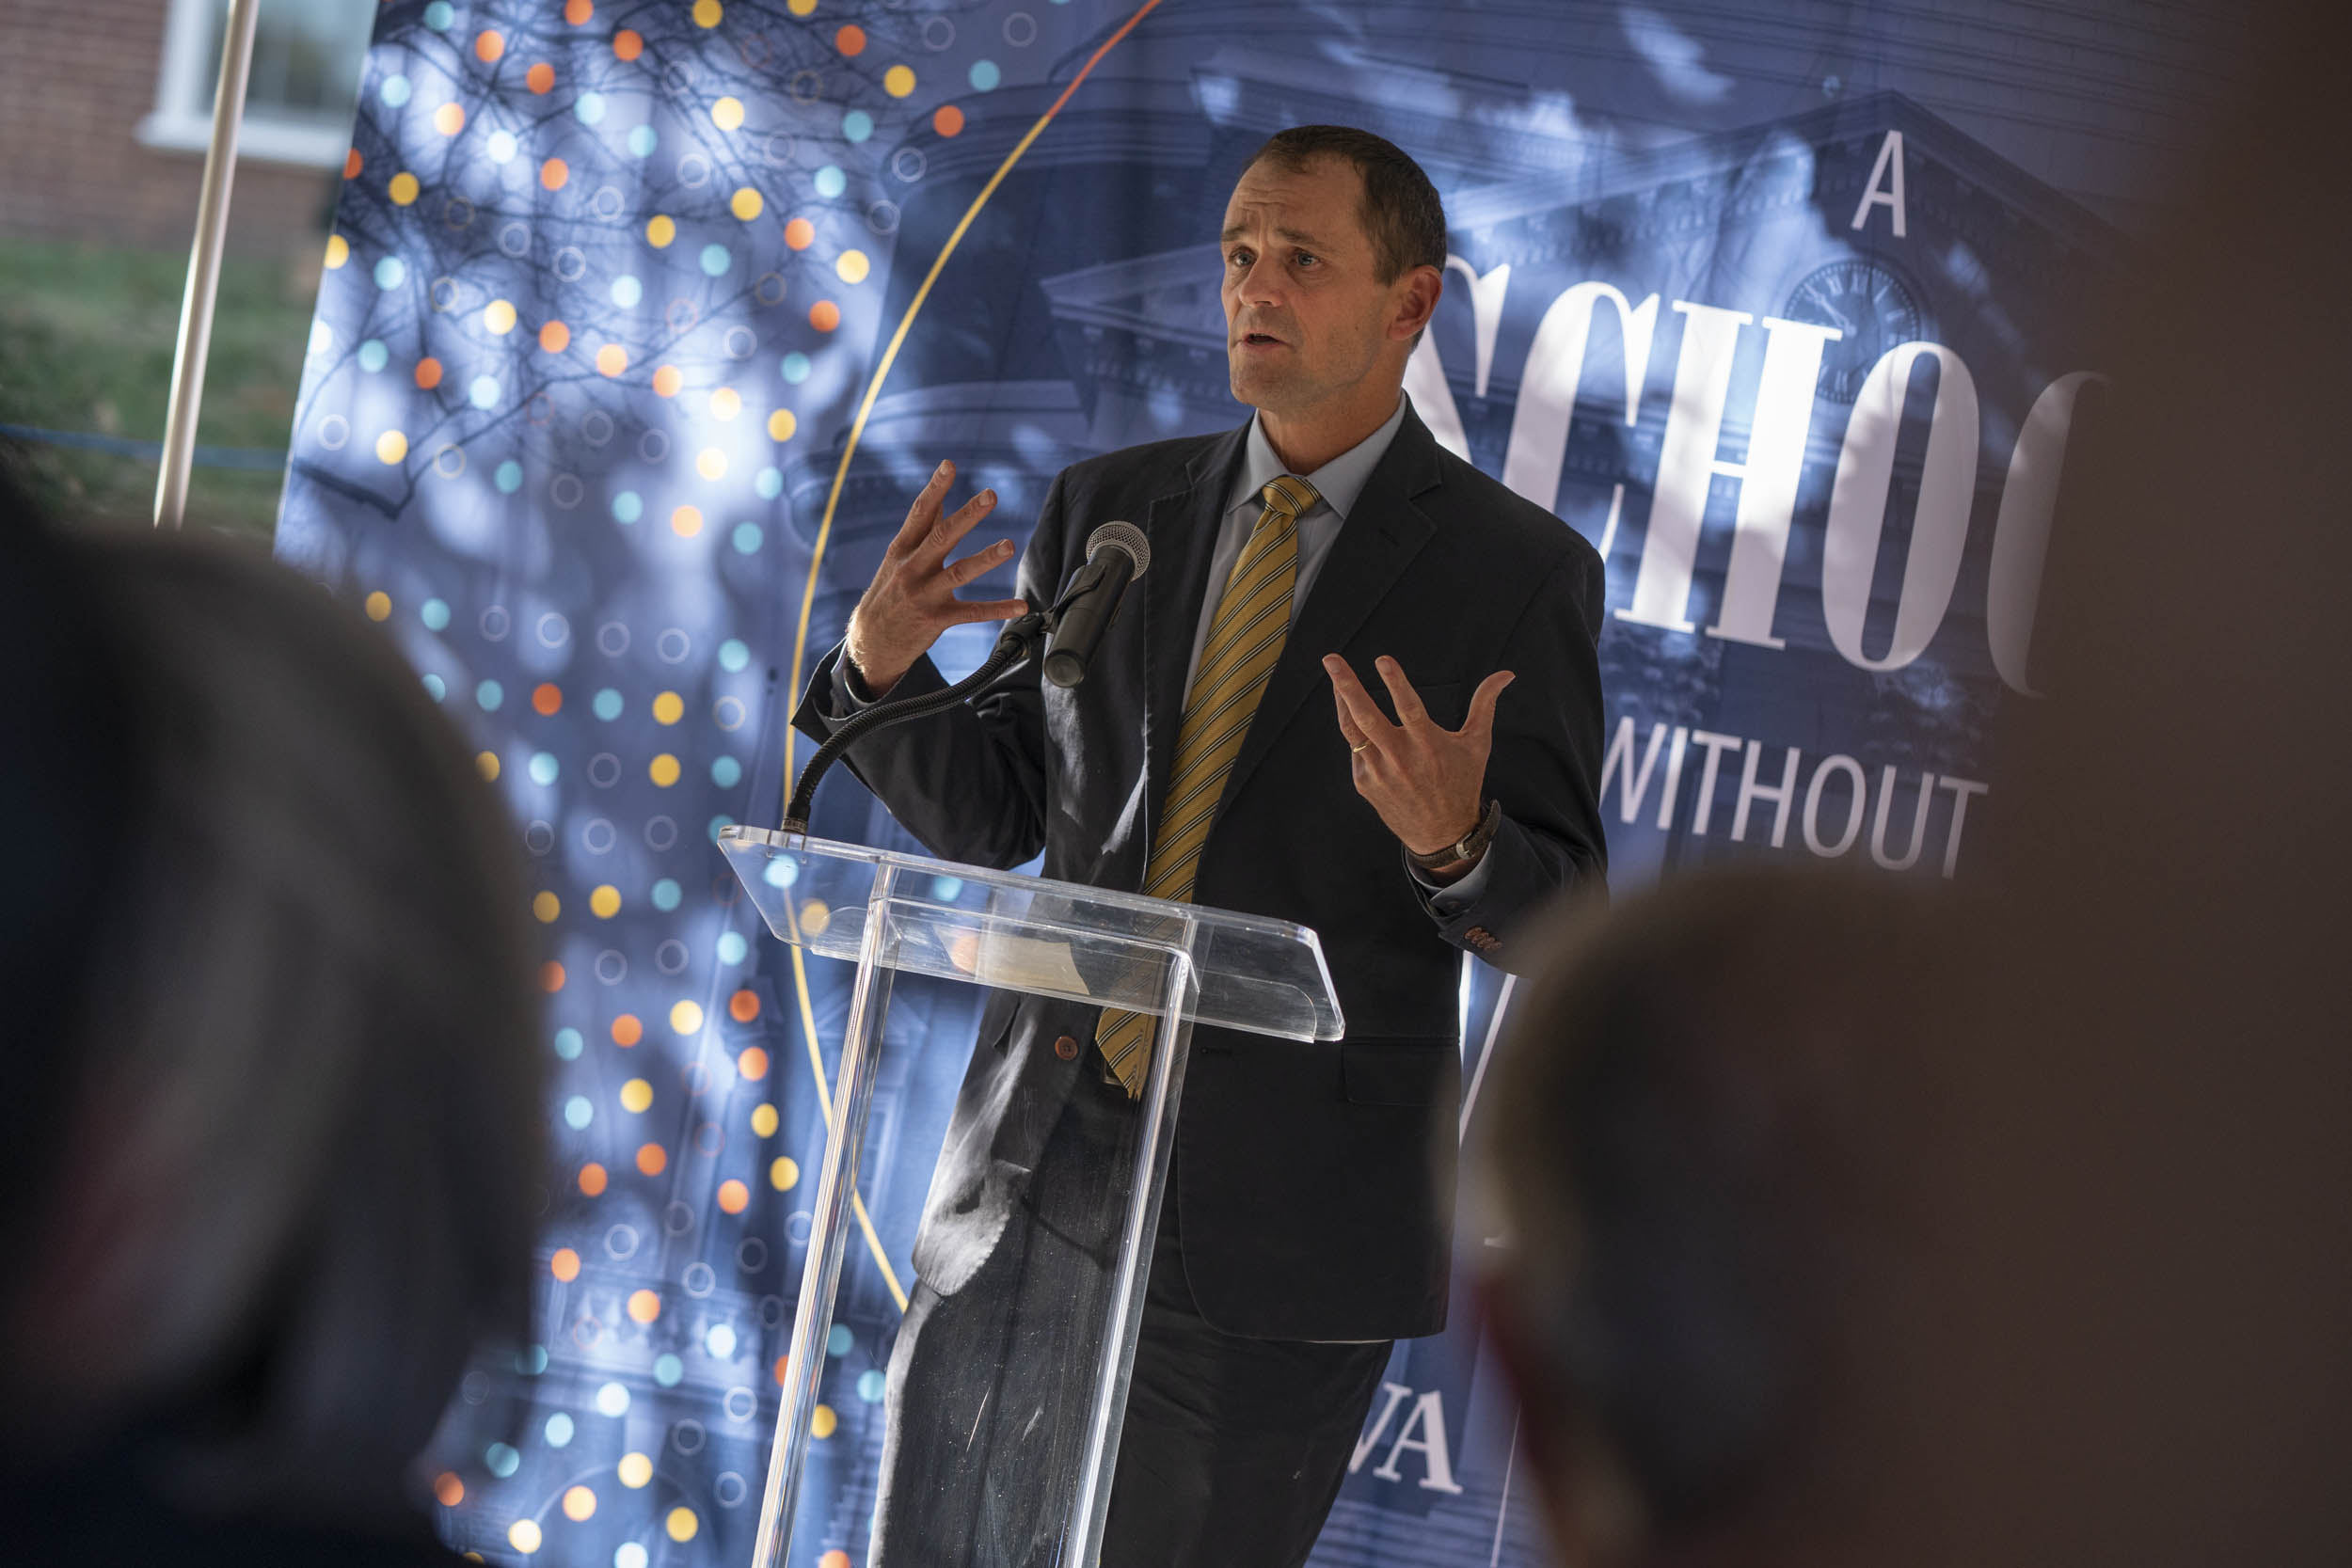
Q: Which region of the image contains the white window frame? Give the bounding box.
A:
[136,0,369,169]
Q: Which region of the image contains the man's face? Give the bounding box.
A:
[1220,156,1402,416]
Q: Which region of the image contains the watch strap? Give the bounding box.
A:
[1407,798,1501,870]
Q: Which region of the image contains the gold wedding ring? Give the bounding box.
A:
[1349,742,1370,754]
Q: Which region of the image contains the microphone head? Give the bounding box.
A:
[1084,520,1150,578]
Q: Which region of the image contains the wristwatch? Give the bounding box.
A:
[1406,798,1501,872]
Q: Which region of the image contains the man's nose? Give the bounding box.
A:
[1232,253,1285,308]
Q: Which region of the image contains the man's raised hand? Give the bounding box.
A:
[843,459,1029,696]
[1323,654,1514,868]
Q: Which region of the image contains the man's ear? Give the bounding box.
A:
[1391,263,1443,342]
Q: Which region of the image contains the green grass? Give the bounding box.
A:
[0,235,324,541]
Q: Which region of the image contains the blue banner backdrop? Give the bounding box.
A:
[275,3,2241,1562]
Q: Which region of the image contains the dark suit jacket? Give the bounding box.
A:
[792,403,1606,1341]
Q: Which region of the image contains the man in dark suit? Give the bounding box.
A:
[793,125,1606,1568]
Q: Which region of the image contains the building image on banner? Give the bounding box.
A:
[271,3,2245,1563]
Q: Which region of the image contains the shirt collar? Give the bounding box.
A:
[1231,393,1408,522]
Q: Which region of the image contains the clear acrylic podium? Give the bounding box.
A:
[716,828,1343,1568]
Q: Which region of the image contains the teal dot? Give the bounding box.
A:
[554,1027,583,1059]
[653,1353,684,1387]
[593,688,624,721]
[612,274,644,309]
[717,930,748,964]
[711,755,743,787]
[718,638,751,673]
[651,879,682,911]
[575,90,606,124]
[700,243,733,277]
[857,1369,886,1402]
[495,460,523,493]
[421,597,452,630]
[628,124,658,158]
[780,352,812,384]
[732,522,763,555]
[755,466,783,499]
[529,752,559,786]
[485,1442,519,1478]
[827,1323,853,1357]
[842,109,874,143]
[564,1095,593,1129]
[814,165,846,198]
[763,856,799,888]
[517,1343,549,1375]
[469,375,501,409]
[423,0,453,27]
[969,59,1001,90]
[707,815,736,843]
[358,339,389,372]
[421,673,447,701]
[546,1412,576,1448]
[931,876,965,900]
[373,256,405,291]
[612,490,643,524]
[476,679,504,711]
[380,74,411,107]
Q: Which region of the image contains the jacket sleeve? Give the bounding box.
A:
[1417,543,1609,972]
[787,469,1072,871]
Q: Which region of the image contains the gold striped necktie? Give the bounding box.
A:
[1097,474,1319,1095]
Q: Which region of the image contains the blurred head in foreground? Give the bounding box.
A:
[0,467,543,1558]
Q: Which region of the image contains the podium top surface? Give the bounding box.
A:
[718,829,1345,1042]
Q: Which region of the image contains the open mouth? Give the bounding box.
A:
[1238,331,1286,348]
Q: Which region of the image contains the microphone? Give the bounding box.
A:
[1043,522,1151,689]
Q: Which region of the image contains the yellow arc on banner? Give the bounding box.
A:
[781,0,1170,1317]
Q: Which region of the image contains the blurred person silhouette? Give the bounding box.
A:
[0,451,545,1566]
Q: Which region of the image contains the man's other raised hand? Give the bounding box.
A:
[843,459,1029,696]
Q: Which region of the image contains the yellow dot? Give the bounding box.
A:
[691,0,723,26]
[883,65,915,98]
[364,590,391,621]
[590,884,621,918]
[751,1103,779,1137]
[811,1404,837,1439]
[508,1519,542,1554]
[628,1287,661,1323]
[617,1452,653,1489]
[646,214,675,247]
[670,504,702,537]
[563,1485,596,1522]
[787,0,815,14]
[476,751,501,782]
[768,408,798,441]
[484,298,516,335]
[389,171,421,205]
[621,1078,654,1114]
[731,186,764,221]
[650,753,681,786]
[696,447,727,481]
[325,233,349,269]
[799,899,832,935]
[532,892,561,923]
[652,364,684,397]
[667,1506,701,1543]
[711,95,744,131]
[652,690,685,725]
[835,249,870,284]
[770,1154,800,1190]
[672,999,704,1035]
[375,430,408,465]
[709,387,742,420]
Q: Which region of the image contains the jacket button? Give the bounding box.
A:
[1054,1034,1079,1061]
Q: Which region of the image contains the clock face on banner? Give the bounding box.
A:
[1782,258,1929,403]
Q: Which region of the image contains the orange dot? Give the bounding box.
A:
[531,682,562,716]
[550,1247,580,1282]
[475,29,505,62]
[819,1553,852,1568]
[434,1472,466,1508]
[809,299,840,332]
[612,1013,643,1047]
[579,1162,608,1196]
[834,24,866,55]
[637,1143,667,1176]
[783,217,815,250]
[729,990,762,1023]
[612,27,643,60]
[739,1047,771,1082]
[933,104,965,137]
[344,148,364,179]
[527,61,556,94]
[670,505,703,538]
[563,1485,596,1522]
[414,356,443,389]
[541,961,566,993]
[717,1179,750,1214]
[539,320,571,353]
[565,0,593,21]
[596,343,628,377]
[433,102,466,135]
[773,1354,790,1386]
[628,1288,660,1323]
[651,364,683,397]
[541,158,568,190]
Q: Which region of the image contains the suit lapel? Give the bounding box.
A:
[1138,424,1248,855]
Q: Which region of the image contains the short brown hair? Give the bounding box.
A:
[1247,124,1446,283]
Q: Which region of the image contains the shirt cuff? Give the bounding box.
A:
[1407,841,1496,913]
[829,645,884,714]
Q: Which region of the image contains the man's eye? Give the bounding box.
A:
[1295,251,1318,267]
[1228,250,1251,267]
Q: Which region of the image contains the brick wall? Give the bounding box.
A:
[0,0,344,257]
